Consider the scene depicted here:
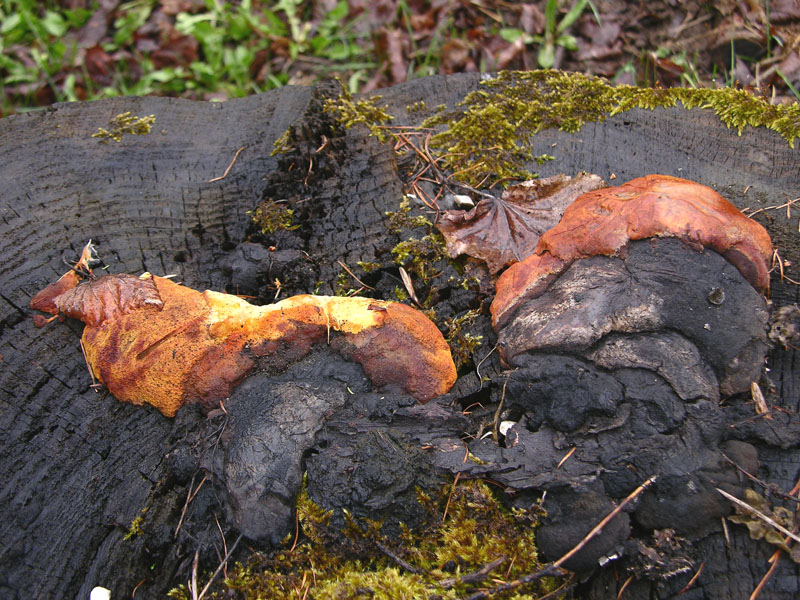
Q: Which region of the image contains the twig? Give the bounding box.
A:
[197,534,243,600]
[721,453,800,505]
[190,548,199,600]
[443,472,461,521]
[616,574,633,599]
[463,475,658,600]
[439,556,508,589]
[207,146,245,182]
[375,540,423,574]
[79,338,98,387]
[492,375,509,443]
[744,196,800,218]
[751,550,782,600]
[213,513,229,580]
[175,473,208,539]
[555,476,657,568]
[464,563,566,600]
[474,343,498,391]
[716,487,800,543]
[337,260,375,290]
[399,266,422,307]
[556,446,577,470]
[677,561,704,595]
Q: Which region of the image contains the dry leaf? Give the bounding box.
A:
[435,173,604,273]
[55,273,163,327]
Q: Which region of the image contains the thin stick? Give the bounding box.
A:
[175,473,208,539]
[716,487,800,543]
[556,446,577,470]
[197,534,243,600]
[463,475,657,600]
[439,556,507,588]
[475,343,498,390]
[677,561,704,595]
[616,575,633,599]
[750,551,781,600]
[492,375,509,443]
[213,513,229,580]
[79,338,98,387]
[721,453,800,505]
[555,476,657,568]
[375,540,423,574]
[337,260,375,290]
[190,548,199,600]
[207,146,245,182]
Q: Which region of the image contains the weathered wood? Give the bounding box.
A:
[1,74,799,599]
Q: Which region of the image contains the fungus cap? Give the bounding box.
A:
[492,175,772,328]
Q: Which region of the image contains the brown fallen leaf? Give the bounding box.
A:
[435,172,604,273]
[55,273,163,327]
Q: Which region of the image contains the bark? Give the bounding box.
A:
[1,74,799,599]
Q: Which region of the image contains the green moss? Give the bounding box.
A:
[270,128,295,156]
[123,509,147,541]
[406,100,429,115]
[248,199,299,234]
[92,111,155,142]
[444,309,484,370]
[357,261,382,273]
[385,196,433,233]
[391,234,448,284]
[324,85,394,143]
[195,479,552,599]
[423,70,800,186]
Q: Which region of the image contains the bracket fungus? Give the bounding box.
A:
[492,174,773,330]
[491,175,772,398]
[31,245,457,417]
[475,175,774,562]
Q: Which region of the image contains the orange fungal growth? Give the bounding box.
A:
[31,262,457,417]
[492,175,773,328]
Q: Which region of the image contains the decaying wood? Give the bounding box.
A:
[2,74,800,598]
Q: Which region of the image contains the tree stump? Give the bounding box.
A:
[1,73,799,599]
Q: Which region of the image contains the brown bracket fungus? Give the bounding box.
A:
[31,249,457,417]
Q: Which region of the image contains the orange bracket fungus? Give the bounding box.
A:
[492,174,773,329]
[31,243,457,417]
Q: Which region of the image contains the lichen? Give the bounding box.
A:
[184,479,553,599]
[248,199,299,234]
[423,70,800,186]
[92,111,155,142]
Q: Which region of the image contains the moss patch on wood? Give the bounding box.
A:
[171,479,554,600]
[92,112,155,142]
[248,199,299,234]
[422,70,800,186]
